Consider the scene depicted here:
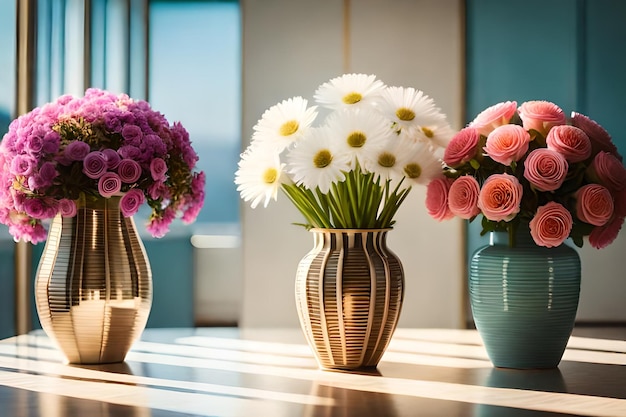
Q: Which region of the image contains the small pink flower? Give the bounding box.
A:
[42,131,60,154]
[518,101,566,136]
[10,155,35,176]
[443,127,481,167]
[98,172,122,197]
[589,216,624,249]
[575,184,614,226]
[570,112,620,157]
[82,151,107,179]
[469,101,518,137]
[38,162,58,185]
[448,175,480,219]
[529,201,573,248]
[119,188,145,217]
[23,199,48,219]
[546,125,592,163]
[425,176,454,221]
[59,198,77,217]
[523,148,568,192]
[146,207,176,238]
[484,124,530,166]
[121,124,143,144]
[477,173,523,222]
[64,141,91,161]
[117,159,142,183]
[587,151,626,191]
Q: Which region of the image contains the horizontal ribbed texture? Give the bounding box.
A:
[35,197,152,364]
[296,229,404,370]
[469,231,581,369]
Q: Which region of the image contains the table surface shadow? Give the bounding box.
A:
[0,326,623,417]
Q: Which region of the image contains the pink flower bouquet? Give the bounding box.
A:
[426,100,626,249]
[0,88,206,243]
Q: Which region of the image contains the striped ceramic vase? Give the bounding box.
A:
[295,228,404,370]
[35,196,153,364]
[469,227,581,369]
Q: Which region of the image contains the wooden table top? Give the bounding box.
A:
[0,327,624,416]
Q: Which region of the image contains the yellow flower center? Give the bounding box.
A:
[396,107,415,121]
[313,149,333,168]
[404,163,422,179]
[378,152,396,168]
[422,126,434,138]
[279,120,299,136]
[342,92,363,105]
[347,131,367,148]
[262,167,278,184]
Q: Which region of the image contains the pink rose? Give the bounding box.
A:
[59,198,77,217]
[425,176,454,221]
[589,216,624,249]
[82,151,107,179]
[523,148,568,191]
[150,157,168,181]
[120,188,145,217]
[518,101,566,136]
[469,101,518,136]
[529,201,573,248]
[448,175,480,219]
[98,172,122,197]
[484,124,530,166]
[102,148,121,169]
[477,173,523,222]
[575,184,614,226]
[546,125,592,163]
[443,127,481,167]
[570,112,620,157]
[117,159,142,183]
[587,151,626,192]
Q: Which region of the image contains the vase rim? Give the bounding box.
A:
[309,228,393,233]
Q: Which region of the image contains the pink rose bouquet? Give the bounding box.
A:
[0,88,206,243]
[426,100,626,249]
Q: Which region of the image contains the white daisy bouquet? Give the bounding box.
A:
[235,74,452,229]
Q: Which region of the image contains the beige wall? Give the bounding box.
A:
[239,0,466,328]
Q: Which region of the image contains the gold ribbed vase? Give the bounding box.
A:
[35,196,152,364]
[295,228,404,370]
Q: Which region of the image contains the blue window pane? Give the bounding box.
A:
[0,0,16,338]
[0,0,16,135]
[149,1,241,226]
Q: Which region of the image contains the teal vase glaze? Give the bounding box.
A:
[469,227,581,369]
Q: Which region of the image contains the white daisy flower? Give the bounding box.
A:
[363,139,415,185]
[401,121,455,152]
[286,127,351,193]
[252,96,318,152]
[314,73,386,110]
[378,86,446,131]
[398,141,444,186]
[325,108,394,169]
[234,145,285,208]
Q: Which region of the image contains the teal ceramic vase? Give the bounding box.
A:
[469,226,581,369]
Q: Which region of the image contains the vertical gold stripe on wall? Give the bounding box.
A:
[343,0,350,73]
[15,0,37,335]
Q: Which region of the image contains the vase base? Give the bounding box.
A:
[319,364,382,375]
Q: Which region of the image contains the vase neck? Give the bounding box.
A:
[490,225,535,248]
